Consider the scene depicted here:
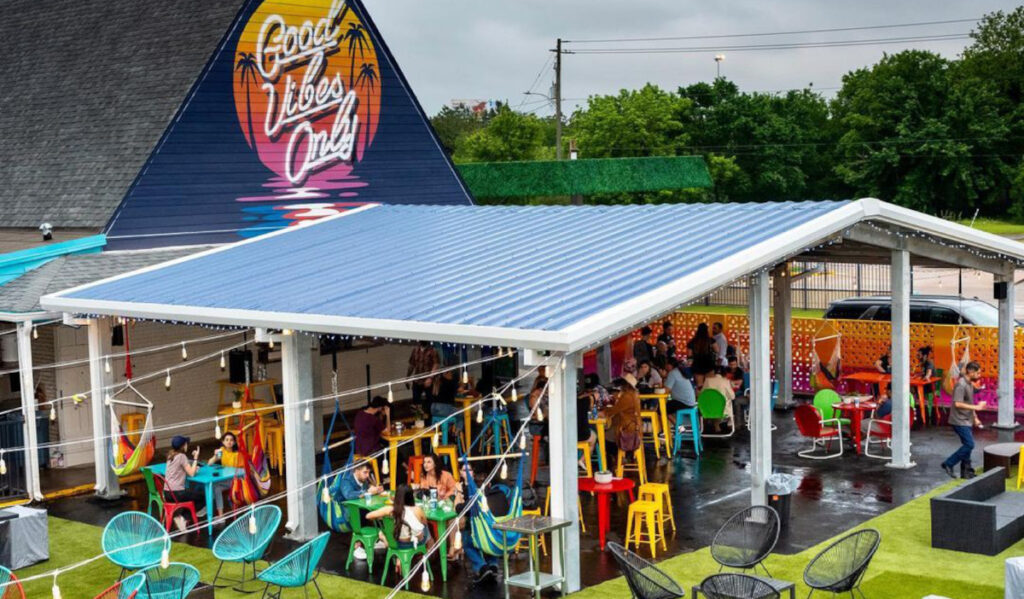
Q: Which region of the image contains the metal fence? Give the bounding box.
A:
[708,262,891,310]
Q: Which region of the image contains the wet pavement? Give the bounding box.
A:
[41,409,1024,598]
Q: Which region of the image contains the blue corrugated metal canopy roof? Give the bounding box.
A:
[40,200,1024,351]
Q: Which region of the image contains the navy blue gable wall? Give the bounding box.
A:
[104,0,472,250]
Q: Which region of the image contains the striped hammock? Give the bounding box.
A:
[230,388,272,506]
[462,452,525,556]
[108,383,156,477]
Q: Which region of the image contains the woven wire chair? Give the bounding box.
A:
[257,532,330,599]
[136,563,200,599]
[607,542,685,599]
[700,573,780,599]
[0,566,25,599]
[710,506,780,576]
[102,512,171,578]
[212,505,282,591]
[93,573,145,599]
[803,529,880,597]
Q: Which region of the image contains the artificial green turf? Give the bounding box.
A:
[570,477,1023,599]
[955,217,1024,236]
[15,517,421,599]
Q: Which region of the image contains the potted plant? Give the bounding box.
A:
[412,406,427,429]
[594,470,613,484]
[231,389,243,409]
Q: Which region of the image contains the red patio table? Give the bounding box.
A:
[577,476,635,550]
[910,376,939,425]
[840,371,891,398]
[832,400,877,455]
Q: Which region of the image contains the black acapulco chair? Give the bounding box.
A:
[710,506,781,576]
[700,573,781,599]
[608,542,686,599]
[803,529,880,598]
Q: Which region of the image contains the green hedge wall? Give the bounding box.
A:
[456,156,712,198]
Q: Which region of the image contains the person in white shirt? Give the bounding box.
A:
[702,367,736,433]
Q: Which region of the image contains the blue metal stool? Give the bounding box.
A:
[471,408,513,455]
[673,408,702,457]
[430,414,460,445]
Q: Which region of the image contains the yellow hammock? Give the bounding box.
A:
[942,326,971,396]
[108,382,156,477]
[810,321,842,391]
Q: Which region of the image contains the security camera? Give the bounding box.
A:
[38,222,53,241]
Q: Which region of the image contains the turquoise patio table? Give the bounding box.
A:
[144,462,241,541]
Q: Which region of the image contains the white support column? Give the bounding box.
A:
[548,351,580,592]
[995,271,1018,429]
[772,264,793,409]
[281,332,317,540]
[88,318,121,498]
[749,271,771,506]
[16,322,43,501]
[889,249,914,469]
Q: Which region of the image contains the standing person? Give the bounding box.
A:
[712,322,729,368]
[577,388,597,471]
[164,436,206,531]
[657,321,677,358]
[207,432,240,517]
[941,362,987,479]
[407,341,439,413]
[687,323,718,388]
[633,326,656,364]
[354,396,390,458]
[332,462,385,561]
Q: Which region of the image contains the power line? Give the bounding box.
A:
[570,33,971,55]
[563,17,980,44]
[515,54,554,109]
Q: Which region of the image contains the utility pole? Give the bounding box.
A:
[554,38,563,160]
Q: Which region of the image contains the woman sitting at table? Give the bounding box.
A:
[636,360,662,395]
[601,374,642,467]
[368,484,431,572]
[207,432,240,517]
[415,453,457,501]
[165,435,206,531]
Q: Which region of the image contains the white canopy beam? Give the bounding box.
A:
[87,317,121,498]
[995,272,1018,429]
[843,223,1014,276]
[749,270,771,506]
[546,351,580,592]
[16,322,43,501]
[281,332,318,540]
[889,249,914,469]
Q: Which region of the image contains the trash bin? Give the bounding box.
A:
[766,473,799,530]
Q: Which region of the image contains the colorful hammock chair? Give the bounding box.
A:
[460,447,525,557]
[942,326,972,396]
[810,321,842,392]
[108,382,156,477]
[319,394,354,533]
[230,387,272,507]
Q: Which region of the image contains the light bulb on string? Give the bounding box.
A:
[0,450,6,475]
[461,368,469,385]
[476,405,483,424]
[479,490,489,512]
[387,384,394,404]
[519,434,526,450]
[382,456,390,476]
[453,526,463,550]
[536,406,544,422]
[32,326,38,340]
[304,405,311,422]
[165,370,172,390]
[500,462,508,479]
[181,342,188,361]
[249,509,258,535]
[49,404,56,421]
[160,547,170,569]
[220,352,226,370]
[321,482,331,504]
[52,573,61,599]
[432,430,440,449]
[511,387,518,403]
[420,568,431,592]
[104,358,111,374]
[214,420,222,440]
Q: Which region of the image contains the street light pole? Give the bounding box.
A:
[555,38,563,160]
[714,54,725,79]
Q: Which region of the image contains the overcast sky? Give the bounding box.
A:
[364,0,1022,116]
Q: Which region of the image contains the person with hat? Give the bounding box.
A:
[165,435,206,531]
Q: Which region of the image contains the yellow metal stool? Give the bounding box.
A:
[577,441,593,477]
[515,508,548,556]
[263,423,284,473]
[640,411,662,459]
[544,487,586,533]
[624,499,666,558]
[639,482,676,533]
[615,446,648,486]
[121,413,146,445]
[1017,446,1024,489]
[353,454,381,484]
[435,445,460,482]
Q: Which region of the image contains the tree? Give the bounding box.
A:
[430,106,482,155]
[569,84,691,158]
[453,107,549,163]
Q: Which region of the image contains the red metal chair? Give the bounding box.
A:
[794,404,844,460]
[863,407,915,459]
[406,455,424,485]
[153,473,198,532]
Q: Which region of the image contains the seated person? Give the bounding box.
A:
[724,356,746,395]
[583,373,610,410]
[459,465,500,585]
[353,396,390,458]
[577,388,596,471]
[702,367,736,432]
[661,357,696,431]
[332,462,385,560]
[207,432,240,517]
[875,384,893,419]
[636,360,663,395]
[414,453,457,501]
[368,485,431,574]
[875,351,891,374]
[164,436,206,531]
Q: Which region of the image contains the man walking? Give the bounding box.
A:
[941,361,986,479]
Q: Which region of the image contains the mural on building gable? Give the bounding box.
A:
[104,0,471,250]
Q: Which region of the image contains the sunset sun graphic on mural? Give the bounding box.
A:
[233,0,381,188]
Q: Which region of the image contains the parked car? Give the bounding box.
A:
[824,295,1007,326]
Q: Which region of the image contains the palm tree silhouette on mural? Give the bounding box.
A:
[344,22,368,89]
[235,52,259,148]
[355,62,378,159]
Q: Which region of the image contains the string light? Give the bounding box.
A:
[49,405,56,421]
[420,568,430,592]
[51,573,61,599]
[432,430,440,449]
[461,368,468,385]
[453,527,462,550]
[476,405,483,424]
[478,489,489,512]
[0,450,6,475]
[283,329,292,336]
[268,338,275,350]
[536,406,544,422]
[382,456,390,476]
[304,406,311,422]
[248,508,258,535]
[32,326,38,340]
[387,384,394,404]
[160,547,170,569]
[181,342,188,361]
[321,481,331,504]
[519,435,526,451]
[220,352,226,370]
[164,370,171,390]
[500,462,508,479]
[214,420,222,440]
[511,387,518,403]
[104,358,111,374]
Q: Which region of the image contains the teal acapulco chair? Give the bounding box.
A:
[379,516,432,588]
[212,505,282,591]
[136,563,200,599]
[102,512,171,579]
[93,573,145,599]
[257,531,330,599]
[1,565,26,599]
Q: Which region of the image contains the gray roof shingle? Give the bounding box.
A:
[0,249,204,314]
[0,0,244,229]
